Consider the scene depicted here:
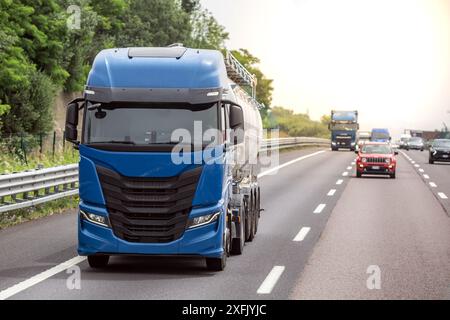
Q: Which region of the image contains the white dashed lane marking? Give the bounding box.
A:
[313,204,326,214]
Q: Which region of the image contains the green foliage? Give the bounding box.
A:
[1,70,56,134]
[231,49,274,117]
[189,8,229,49]
[270,106,329,138]
[0,196,79,229]
[0,0,230,136]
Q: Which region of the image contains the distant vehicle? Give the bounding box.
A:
[408,137,424,151]
[399,134,411,150]
[356,131,371,150]
[355,142,398,179]
[329,110,359,151]
[371,128,391,143]
[429,139,450,164]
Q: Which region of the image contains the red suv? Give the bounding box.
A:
[355,142,398,179]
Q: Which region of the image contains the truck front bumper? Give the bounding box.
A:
[78,202,225,259]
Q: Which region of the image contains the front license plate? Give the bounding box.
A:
[372,166,380,170]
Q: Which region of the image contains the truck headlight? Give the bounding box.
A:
[188,212,220,229]
[385,158,391,164]
[362,157,367,163]
[331,142,336,145]
[80,210,110,228]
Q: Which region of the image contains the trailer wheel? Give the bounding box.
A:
[87,255,109,269]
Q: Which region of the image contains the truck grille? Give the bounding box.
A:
[366,157,386,163]
[96,165,202,243]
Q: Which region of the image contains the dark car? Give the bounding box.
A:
[429,139,450,164]
[356,142,398,178]
[408,137,424,151]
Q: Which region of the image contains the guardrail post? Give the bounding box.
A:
[52,131,56,158]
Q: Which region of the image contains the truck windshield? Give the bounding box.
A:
[372,132,390,140]
[84,102,219,146]
[330,123,358,131]
[432,140,450,148]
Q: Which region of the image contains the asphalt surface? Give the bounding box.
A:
[0,147,449,299]
[401,149,450,215]
[291,153,450,299]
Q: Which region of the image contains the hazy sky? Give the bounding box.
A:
[201,0,450,138]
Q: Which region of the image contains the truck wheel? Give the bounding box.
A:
[206,255,226,271]
[356,171,362,178]
[87,255,109,268]
[230,207,244,255]
[429,158,434,164]
[206,232,228,271]
[390,172,396,179]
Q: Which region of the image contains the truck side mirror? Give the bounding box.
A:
[65,102,79,144]
[229,104,244,145]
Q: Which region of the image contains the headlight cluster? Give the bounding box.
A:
[361,157,367,163]
[187,212,220,229]
[80,210,109,227]
[385,158,391,164]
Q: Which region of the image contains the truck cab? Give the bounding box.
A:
[65,46,263,271]
[371,128,391,143]
[329,110,359,151]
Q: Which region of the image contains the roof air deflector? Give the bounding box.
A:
[128,47,187,59]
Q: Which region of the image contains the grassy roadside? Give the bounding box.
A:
[0,150,78,174]
[0,196,79,230]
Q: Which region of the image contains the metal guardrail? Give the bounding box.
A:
[0,164,79,213]
[0,138,329,213]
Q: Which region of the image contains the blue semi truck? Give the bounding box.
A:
[329,110,359,151]
[371,128,391,143]
[64,46,263,271]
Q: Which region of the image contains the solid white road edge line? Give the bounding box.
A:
[257,266,285,294]
[258,150,326,178]
[0,256,87,300]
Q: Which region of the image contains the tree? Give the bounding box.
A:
[189,8,229,49]
[231,49,273,117]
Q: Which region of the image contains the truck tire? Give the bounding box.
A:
[429,158,434,164]
[206,255,226,271]
[230,207,244,255]
[390,172,396,179]
[356,171,362,178]
[206,232,228,271]
[88,255,109,268]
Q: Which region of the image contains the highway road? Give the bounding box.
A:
[0,147,449,300]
